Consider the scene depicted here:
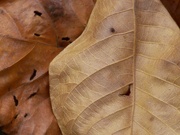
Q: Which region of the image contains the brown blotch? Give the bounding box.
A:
[0,9,4,14]
[47,3,64,22]
[150,117,154,121]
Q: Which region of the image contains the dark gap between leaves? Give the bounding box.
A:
[0,130,7,135]
[34,33,40,37]
[62,37,70,41]
[13,95,18,106]
[34,11,42,16]
[30,69,37,80]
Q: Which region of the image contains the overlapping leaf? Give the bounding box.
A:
[0,0,94,134]
[49,0,180,134]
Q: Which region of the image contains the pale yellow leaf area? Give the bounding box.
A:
[49,0,180,134]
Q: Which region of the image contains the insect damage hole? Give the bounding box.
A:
[62,37,70,41]
[30,69,37,80]
[14,114,18,119]
[13,95,18,106]
[27,92,37,99]
[34,33,41,37]
[27,88,39,99]
[119,84,132,96]
[24,113,28,118]
[34,11,42,16]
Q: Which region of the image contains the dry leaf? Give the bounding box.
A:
[0,0,94,134]
[0,0,94,47]
[49,0,180,135]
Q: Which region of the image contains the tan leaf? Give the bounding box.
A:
[0,0,94,134]
[49,0,180,135]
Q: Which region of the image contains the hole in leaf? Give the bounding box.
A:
[34,11,42,16]
[34,33,40,37]
[30,69,37,80]
[119,84,132,96]
[14,114,18,119]
[62,37,70,41]
[27,92,37,99]
[27,88,39,99]
[110,27,115,33]
[13,95,18,106]
[24,113,28,118]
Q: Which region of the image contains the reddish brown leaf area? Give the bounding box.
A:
[0,0,94,134]
[0,0,95,47]
[161,0,180,26]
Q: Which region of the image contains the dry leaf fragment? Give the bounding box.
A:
[49,0,180,135]
[0,0,95,134]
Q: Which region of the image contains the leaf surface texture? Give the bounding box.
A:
[0,0,94,134]
[49,0,180,135]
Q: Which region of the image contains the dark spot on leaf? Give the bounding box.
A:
[0,9,4,14]
[34,33,40,37]
[110,27,115,33]
[62,37,70,41]
[30,69,37,80]
[34,11,42,16]
[13,95,18,106]
[14,114,18,119]
[119,84,132,96]
[24,113,28,118]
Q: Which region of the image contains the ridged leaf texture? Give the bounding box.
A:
[49,0,180,134]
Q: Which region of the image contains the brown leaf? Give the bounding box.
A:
[0,0,94,134]
[50,0,180,135]
[0,0,94,47]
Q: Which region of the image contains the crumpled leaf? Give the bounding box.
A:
[0,0,94,134]
[49,0,180,135]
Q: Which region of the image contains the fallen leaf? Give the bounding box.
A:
[49,0,180,135]
[0,0,94,134]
